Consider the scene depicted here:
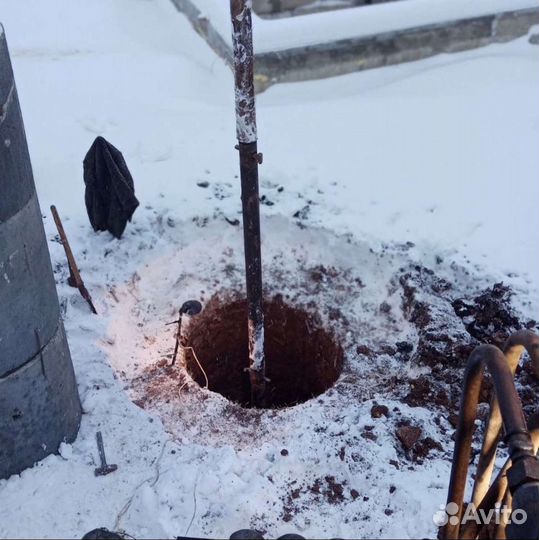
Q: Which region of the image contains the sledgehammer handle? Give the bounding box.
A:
[96,431,107,467]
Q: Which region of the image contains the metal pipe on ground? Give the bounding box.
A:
[0,24,81,479]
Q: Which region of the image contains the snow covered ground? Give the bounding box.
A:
[0,0,538,538]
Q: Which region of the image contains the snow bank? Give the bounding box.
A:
[0,0,537,538]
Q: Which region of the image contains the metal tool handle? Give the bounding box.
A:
[96,431,107,467]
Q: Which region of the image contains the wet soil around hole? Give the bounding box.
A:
[184,295,344,408]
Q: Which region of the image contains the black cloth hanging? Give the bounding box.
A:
[83,136,139,239]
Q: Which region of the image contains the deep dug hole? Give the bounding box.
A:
[184,295,344,408]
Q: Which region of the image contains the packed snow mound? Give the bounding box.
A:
[0,0,537,538]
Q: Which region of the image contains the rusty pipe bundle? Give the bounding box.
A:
[442,333,539,540]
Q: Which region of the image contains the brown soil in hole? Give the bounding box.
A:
[184,295,344,408]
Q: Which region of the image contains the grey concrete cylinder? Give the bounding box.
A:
[0,25,81,479]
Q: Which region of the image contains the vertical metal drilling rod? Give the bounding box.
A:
[230,0,266,406]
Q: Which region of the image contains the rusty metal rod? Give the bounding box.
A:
[460,411,539,539]
[50,205,97,314]
[472,330,539,507]
[443,344,531,540]
[230,0,266,406]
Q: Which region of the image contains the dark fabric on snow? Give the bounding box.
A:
[83,136,139,239]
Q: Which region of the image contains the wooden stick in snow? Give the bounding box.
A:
[51,205,97,314]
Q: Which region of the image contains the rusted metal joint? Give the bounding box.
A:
[507,481,539,540]
[505,430,535,455]
[507,454,539,491]
[234,144,263,164]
